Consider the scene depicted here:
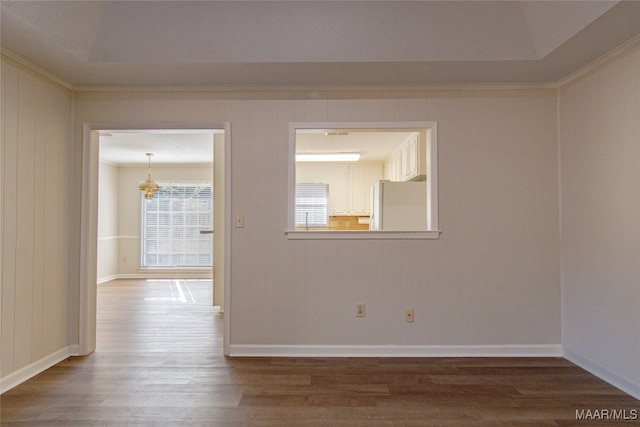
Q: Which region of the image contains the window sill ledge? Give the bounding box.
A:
[285,230,441,240]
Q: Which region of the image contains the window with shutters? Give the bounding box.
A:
[140,183,213,268]
[295,183,329,228]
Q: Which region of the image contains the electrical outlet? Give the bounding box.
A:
[356,303,365,317]
[405,308,414,322]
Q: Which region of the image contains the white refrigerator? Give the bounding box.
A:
[369,180,426,231]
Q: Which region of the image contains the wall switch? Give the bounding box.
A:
[235,214,245,228]
[356,303,365,317]
[123,256,127,263]
[405,308,414,322]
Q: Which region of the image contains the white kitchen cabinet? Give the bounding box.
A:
[330,164,382,215]
[296,162,383,216]
[384,150,402,181]
[331,165,350,215]
[404,133,422,180]
[384,132,426,182]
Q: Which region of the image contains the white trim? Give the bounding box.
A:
[74,83,560,93]
[286,230,441,240]
[0,50,74,91]
[1,48,556,93]
[97,273,213,284]
[118,163,215,168]
[288,121,439,238]
[4,37,639,94]
[0,345,79,394]
[97,275,120,284]
[79,127,100,355]
[228,344,563,358]
[557,34,640,89]
[221,125,232,354]
[425,125,438,231]
[97,235,138,241]
[564,348,640,400]
[80,122,229,358]
[121,272,212,279]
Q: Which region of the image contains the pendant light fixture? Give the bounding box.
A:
[138,153,159,199]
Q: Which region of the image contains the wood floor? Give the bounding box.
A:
[1,279,638,426]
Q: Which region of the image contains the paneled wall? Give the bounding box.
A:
[1,57,72,385]
[4,41,639,396]
[73,88,561,352]
[560,45,640,398]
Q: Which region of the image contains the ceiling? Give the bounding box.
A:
[5,1,639,164]
[2,1,639,88]
[297,130,416,162]
[99,131,216,165]
[99,129,411,165]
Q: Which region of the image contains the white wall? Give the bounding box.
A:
[73,88,561,354]
[97,162,119,282]
[1,56,73,389]
[559,45,640,398]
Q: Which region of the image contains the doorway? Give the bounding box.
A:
[80,123,230,356]
[97,131,215,284]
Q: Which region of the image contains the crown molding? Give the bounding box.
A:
[71,82,559,93]
[556,34,640,89]
[1,49,74,91]
[0,49,557,93]
[3,35,639,93]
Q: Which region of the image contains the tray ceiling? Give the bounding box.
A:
[2,1,639,87]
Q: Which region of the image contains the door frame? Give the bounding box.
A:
[79,122,231,356]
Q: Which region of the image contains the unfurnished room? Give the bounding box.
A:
[1,1,639,425]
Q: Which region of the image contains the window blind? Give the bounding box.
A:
[295,183,329,228]
[140,183,213,268]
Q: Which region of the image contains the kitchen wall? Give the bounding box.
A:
[1,56,73,390]
[73,87,561,354]
[96,163,213,282]
[559,44,640,398]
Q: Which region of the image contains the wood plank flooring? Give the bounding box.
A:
[1,278,638,426]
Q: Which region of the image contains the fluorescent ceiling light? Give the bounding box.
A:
[296,153,360,162]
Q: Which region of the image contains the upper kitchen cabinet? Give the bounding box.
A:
[332,164,383,216]
[384,132,426,182]
[297,162,382,216]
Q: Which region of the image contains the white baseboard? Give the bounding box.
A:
[0,345,80,394]
[228,344,563,358]
[97,274,119,284]
[564,348,640,400]
[97,273,212,283]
